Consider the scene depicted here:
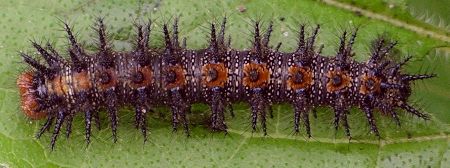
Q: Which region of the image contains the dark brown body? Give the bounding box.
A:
[17,18,434,150]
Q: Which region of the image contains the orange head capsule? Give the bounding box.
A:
[17,72,47,120]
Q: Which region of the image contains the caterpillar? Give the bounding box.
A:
[17,18,435,150]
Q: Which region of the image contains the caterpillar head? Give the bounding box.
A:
[17,72,47,119]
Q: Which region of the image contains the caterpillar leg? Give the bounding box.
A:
[84,110,93,145]
[301,110,311,138]
[362,106,380,138]
[210,89,228,132]
[64,113,74,139]
[50,109,66,151]
[249,89,268,135]
[169,89,190,136]
[134,106,148,142]
[105,89,119,143]
[341,110,351,139]
[36,115,54,139]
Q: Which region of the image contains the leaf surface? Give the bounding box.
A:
[0,0,448,167]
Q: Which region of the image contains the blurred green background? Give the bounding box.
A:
[0,0,448,167]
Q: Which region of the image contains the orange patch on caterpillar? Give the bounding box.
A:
[202,63,228,88]
[17,72,46,120]
[73,71,92,92]
[47,75,66,96]
[326,70,352,93]
[97,68,118,91]
[46,71,91,96]
[243,62,270,88]
[359,74,381,95]
[130,66,153,89]
[287,66,314,90]
[165,65,186,90]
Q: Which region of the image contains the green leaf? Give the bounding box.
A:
[0,0,448,167]
[407,0,450,30]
